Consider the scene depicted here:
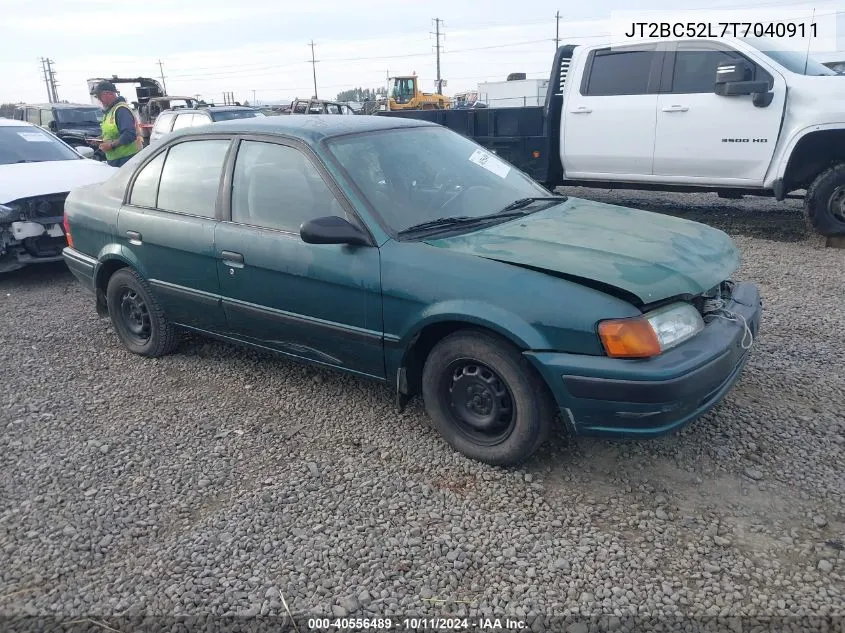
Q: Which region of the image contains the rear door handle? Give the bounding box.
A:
[221,250,244,268]
[126,231,142,244]
[570,106,592,113]
[661,105,689,112]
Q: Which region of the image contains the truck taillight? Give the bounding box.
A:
[63,212,73,248]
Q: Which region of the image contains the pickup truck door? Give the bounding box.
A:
[562,44,663,177]
[652,41,785,183]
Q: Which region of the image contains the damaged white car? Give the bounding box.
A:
[1,118,117,274]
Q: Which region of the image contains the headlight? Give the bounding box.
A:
[598,302,704,359]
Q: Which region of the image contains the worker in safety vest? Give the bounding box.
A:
[89,80,143,167]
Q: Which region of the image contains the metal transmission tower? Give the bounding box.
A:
[47,59,59,102]
[40,58,52,102]
[308,41,319,99]
[431,18,445,94]
[40,58,59,102]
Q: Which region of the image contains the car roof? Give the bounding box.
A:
[16,102,100,109]
[0,118,35,127]
[174,113,438,143]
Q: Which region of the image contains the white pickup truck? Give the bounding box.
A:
[380,35,845,237]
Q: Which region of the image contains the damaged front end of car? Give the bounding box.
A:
[0,193,69,273]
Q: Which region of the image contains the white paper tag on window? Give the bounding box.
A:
[17,132,50,143]
[468,148,510,179]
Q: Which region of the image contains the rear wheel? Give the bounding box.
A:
[804,163,845,236]
[106,268,178,357]
[421,329,555,466]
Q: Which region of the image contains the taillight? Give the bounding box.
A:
[63,212,74,248]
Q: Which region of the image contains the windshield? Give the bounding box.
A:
[0,126,82,165]
[742,37,838,75]
[389,78,415,102]
[326,126,557,235]
[55,108,104,125]
[210,110,265,121]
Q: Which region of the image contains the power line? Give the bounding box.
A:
[164,38,559,82]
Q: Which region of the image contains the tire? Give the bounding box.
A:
[804,163,845,236]
[105,267,178,357]
[421,329,556,466]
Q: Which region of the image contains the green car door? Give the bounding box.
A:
[213,137,385,379]
[117,136,231,332]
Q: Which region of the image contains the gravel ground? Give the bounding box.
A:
[1,190,843,632]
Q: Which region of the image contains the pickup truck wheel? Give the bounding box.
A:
[105,268,178,357]
[804,163,845,236]
[421,330,554,466]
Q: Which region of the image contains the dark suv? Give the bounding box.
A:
[13,103,104,151]
[149,105,264,144]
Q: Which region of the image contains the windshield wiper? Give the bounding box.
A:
[12,159,46,164]
[397,216,484,236]
[397,196,567,238]
[495,195,567,213]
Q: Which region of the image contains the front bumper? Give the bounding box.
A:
[525,281,762,438]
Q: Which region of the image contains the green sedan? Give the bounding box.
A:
[61,115,761,466]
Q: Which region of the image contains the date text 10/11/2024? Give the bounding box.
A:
[306,616,528,630]
[623,21,818,38]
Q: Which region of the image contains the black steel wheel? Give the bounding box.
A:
[439,359,517,446]
[106,267,179,357]
[805,163,845,236]
[421,329,556,466]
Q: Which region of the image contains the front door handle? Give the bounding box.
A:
[126,230,142,245]
[661,105,689,112]
[570,106,592,114]
[221,250,244,268]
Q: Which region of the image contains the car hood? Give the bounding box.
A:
[59,125,101,136]
[423,197,741,305]
[0,159,117,204]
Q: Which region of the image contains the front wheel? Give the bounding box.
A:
[804,163,845,236]
[105,267,179,357]
[421,329,556,466]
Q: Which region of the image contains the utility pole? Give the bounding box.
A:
[47,59,59,102]
[157,59,167,94]
[432,18,445,94]
[252,89,257,105]
[40,58,53,103]
[308,41,319,99]
[555,11,561,49]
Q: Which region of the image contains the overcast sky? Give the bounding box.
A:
[0,0,842,106]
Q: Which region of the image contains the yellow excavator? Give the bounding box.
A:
[386,73,450,110]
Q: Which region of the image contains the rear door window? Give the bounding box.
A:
[171,113,195,130]
[583,48,659,96]
[156,139,231,217]
[154,111,176,133]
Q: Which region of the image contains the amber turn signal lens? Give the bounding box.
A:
[532,151,541,158]
[598,318,662,358]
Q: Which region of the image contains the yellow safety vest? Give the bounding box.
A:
[101,101,143,161]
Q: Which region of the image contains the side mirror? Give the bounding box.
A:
[715,60,750,84]
[714,60,772,107]
[300,215,369,246]
[76,145,96,159]
[48,120,57,131]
